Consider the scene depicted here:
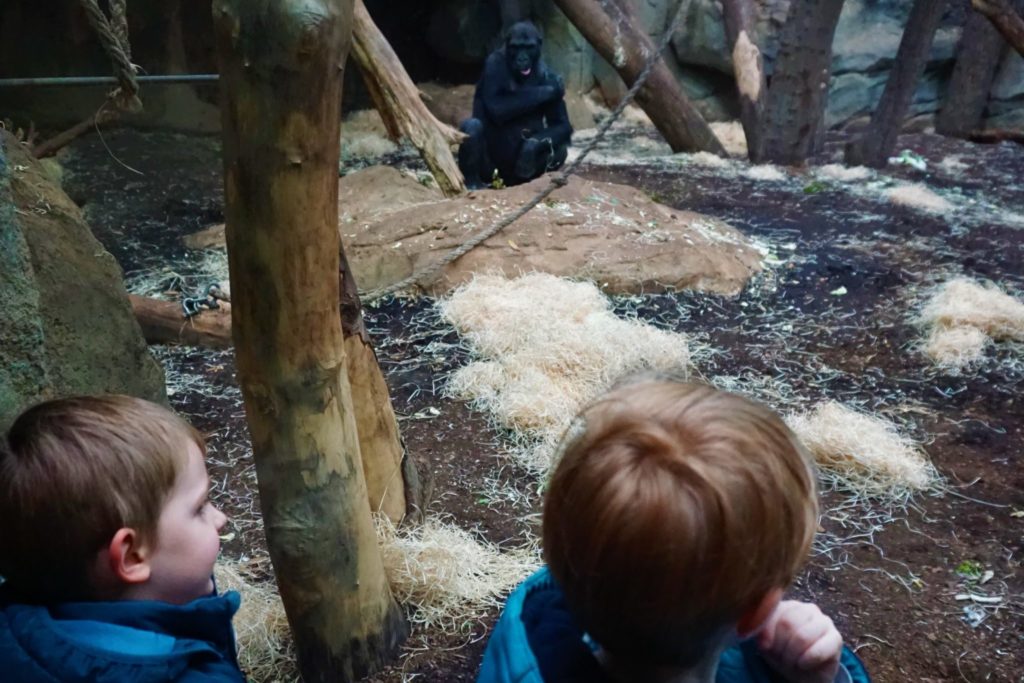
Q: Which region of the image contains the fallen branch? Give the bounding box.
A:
[129,294,231,348]
[33,109,119,158]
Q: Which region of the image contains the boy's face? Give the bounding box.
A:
[143,439,227,604]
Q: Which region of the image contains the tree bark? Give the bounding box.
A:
[212,1,406,681]
[338,248,422,524]
[972,0,1024,56]
[351,0,466,196]
[936,9,1007,137]
[130,295,232,348]
[551,0,726,155]
[845,0,947,168]
[721,0,769,161]
[760,0,847,165]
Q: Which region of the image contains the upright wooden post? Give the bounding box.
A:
[936,10,1007,137]
[845,0,948,167]
[760,0,847,165]
[721,0,769,161]
[212,1,406,680]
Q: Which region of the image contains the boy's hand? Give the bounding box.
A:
[756,600,843,683]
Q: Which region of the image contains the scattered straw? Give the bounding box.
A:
[816,164,872,182]
[341,109,398,160]
[685,151,732,168]
[709,120,748,157]
[919,278,1024,341]
[744,164,787,182]
[938,155,968,174]
[923,325,990,369]
[917,278,1024,368]
[215,561,297,683]
[885,183,954,214]
[787,401,939,500]
[441,273,690,473]
[377,516,539,633]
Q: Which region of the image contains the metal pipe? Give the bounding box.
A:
[0,74,219,88]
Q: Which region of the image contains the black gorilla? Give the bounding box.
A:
[458,21,573,189]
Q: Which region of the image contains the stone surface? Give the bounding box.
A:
[0,132,165,430]
[336,166,763,297]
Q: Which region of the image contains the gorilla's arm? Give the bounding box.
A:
[480,54,561,125]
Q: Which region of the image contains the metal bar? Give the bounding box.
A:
[0,74,219,88]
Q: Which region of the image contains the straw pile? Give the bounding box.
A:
[377,516,539,632]
[341,109,398,160]
[686,151,732,168]
[816,164,872,182]
[709,121,748,157]
[787,401,939,500]
[918,278,1024,368]
[744,164,787,182]
[441,273,691,473]
[215,562,298,683]
[885,183,954,214]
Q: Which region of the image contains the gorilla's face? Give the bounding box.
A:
[505,21,542,83]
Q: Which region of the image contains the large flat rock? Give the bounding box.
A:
[339,166,763,296]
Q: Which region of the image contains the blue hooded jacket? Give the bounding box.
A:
[478,568,871,683]
[0,589,246,683]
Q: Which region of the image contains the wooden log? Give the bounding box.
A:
[213,0,406,680]
[936,10,1007,137]
[130,295,231,348]
[845,0,948,168]
[338,247,421,524]
[721,0,769,161]
[351,0,466,196]
[551,0,726,155]
[760,0,847,166]
[33,108,118,159]
[972,0,1024,57]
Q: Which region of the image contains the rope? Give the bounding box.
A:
[364,1,688,301]
[79,0,141,112]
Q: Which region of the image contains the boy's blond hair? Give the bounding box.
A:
[543,379,817,670]
[0,395,202,602]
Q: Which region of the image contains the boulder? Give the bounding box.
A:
[0,132,165,430]
[336,166,763,297]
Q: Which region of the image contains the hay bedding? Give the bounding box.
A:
[917,277,1024,368]
[787,401,939,501]
[441,272,691,474]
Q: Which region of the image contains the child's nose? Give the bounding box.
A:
[213,506,228,531]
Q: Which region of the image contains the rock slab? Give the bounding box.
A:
[0,132,165,430]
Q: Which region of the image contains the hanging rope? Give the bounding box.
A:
[79,0,142,112]
[364,1,689,301]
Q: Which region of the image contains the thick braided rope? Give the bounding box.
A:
[364,2,688,301]
[79,0,141,112]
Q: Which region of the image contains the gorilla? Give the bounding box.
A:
[458,21,573,189]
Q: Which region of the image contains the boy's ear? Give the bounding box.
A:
[736,587,783,637]
[106,527,152,585]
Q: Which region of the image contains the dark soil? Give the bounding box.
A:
[61,126,1023,682]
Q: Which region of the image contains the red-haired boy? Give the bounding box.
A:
[478,379,870,683]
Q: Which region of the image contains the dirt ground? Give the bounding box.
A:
[60,123,1023,682]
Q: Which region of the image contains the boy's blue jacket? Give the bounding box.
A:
[0,588,246,682]
[478,568,871,683]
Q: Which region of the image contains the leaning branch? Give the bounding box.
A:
[972,0,1024,57]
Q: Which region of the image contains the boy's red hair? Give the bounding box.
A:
[543,379,817,669]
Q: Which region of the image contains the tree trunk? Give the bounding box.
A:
[845,0,947,167]
[721,0,769,161]
[130,295,232,348]
[338,248,423,524]
[972,0,1024,56]
[351,0,466,196]
[551,0,726,155]
[212,1,406,681]
[936,9,1007,137]
[760,0,846,165]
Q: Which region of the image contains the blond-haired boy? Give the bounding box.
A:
[0,395,244,682]
[478,379,870,683]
